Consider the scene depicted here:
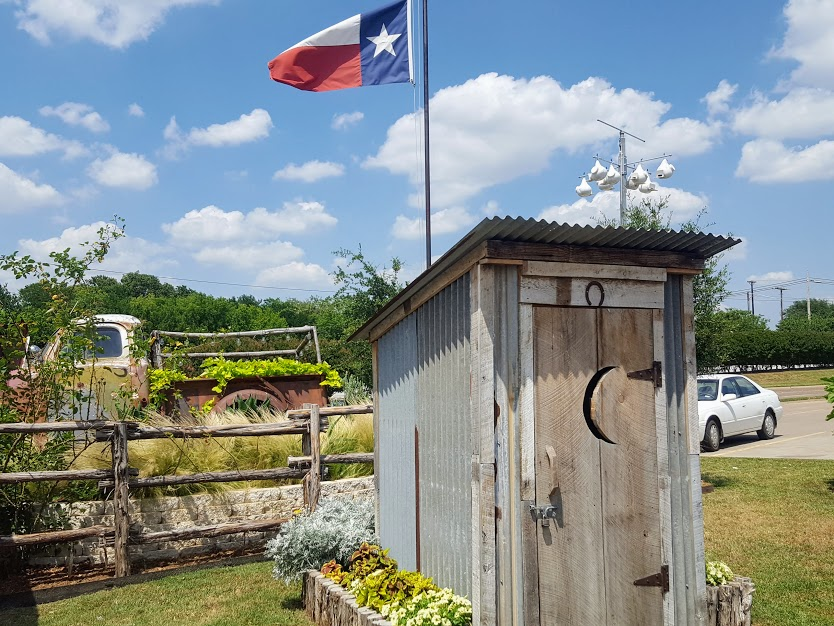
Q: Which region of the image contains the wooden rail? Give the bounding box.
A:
[0,403,373,578]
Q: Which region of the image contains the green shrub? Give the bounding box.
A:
[383,587,473,626]
[352,568,438,614]
[265,497,376,583]
[706,560,734,586]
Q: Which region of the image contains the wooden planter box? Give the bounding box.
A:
[302,570,392,626]
[706,576,755,626]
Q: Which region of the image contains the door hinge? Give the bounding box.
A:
[627,361,663,388]
[634,564,669,594]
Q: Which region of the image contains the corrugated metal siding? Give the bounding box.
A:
[416,273,472,595]
[377,315,418,570]
[664,276,702,625]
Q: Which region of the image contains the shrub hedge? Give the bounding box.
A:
[709,330,834,370]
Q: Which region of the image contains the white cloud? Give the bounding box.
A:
[482,200,501,217]
[39,102,109,133]
[733,88,834,139]
[392,207,479,240]
[735,138,834,182]
[273,160,345,183]
[769,0,834,90]
[127,103,145,117]
[17,221,170,275]
[722,237,748,262]
[12,0,218,49]
[332,111,364,130]
[747,271,795,283]
[162,201,338,245]
[0,115,87,159]
[162,109,272,157]
[538,187,708,227]
[87,151,158,189]
[364,74,720,208]
[703,80,737,117]
[0,162,63,214]
[255,262,334,291]
[192,241,304,270]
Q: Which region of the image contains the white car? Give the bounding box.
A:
[697,374,783,452]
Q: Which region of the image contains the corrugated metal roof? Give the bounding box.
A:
[353,217,740,340]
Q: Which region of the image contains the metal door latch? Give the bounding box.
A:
[529,504,560,527]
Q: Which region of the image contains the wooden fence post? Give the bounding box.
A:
[112,422,131,577]
[302,403,322,512]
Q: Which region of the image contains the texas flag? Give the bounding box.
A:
[268,0,412,92]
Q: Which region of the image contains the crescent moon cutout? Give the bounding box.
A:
[583,366,618,444]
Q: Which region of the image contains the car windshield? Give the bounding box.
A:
[698,380,718,401]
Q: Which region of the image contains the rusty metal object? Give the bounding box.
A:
[162,374,327,415]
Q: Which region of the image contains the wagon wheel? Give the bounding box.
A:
[211,389,281,413]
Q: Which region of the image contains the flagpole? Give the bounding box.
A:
[421,0,432,268]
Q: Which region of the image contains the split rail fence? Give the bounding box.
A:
[0,403,373,578]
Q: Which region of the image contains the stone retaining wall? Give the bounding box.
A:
[28,477,374,569]
[303,570,392,626]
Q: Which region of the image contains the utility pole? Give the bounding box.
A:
[807,273,812,321]
[748,280,756,316]
[774,287,788,321]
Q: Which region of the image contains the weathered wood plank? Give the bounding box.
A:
[112,422,130,578]
[0,469,120,483]
[0,525,112,547]
[135,517,289,543]
[101,420,316,440]
[520,275,664,309]
[518,303,540,626]
[485,240,706,271]
[286,404,373,420]
[533,306,606,625]
[98,467,306,489]
[288,453,374,467]
[0,420,111,434]
[523,260,667,282]
[306,404,322,511]
[653,307,676,626]
[598,308,663,626]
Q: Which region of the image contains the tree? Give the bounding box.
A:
[778,298,834,332]
[598,194,732,371]
[328,247,404,384]
[712,309,769,333]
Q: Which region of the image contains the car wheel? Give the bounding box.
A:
[757,410,776,440]
[702,419,721,452]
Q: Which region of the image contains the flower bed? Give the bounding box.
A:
[303,570,392,626]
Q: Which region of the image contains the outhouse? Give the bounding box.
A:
[352,217,739,626]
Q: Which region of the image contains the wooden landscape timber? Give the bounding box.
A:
[0,403,372,579]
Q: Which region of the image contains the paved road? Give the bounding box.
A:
[702,398,834,460]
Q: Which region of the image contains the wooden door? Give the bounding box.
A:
[532,305,664,626]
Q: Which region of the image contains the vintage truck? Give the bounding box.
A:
[18,315,328,420]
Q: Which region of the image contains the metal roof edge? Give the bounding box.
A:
[350,217,741,342]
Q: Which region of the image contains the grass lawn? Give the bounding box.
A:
[2,458,832,625]
[701,457,834,626]
[0,561,312,626]
[746,368,834,388]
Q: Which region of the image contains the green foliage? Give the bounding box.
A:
[265,497,377,583]
[198,356,342,393]
[0,221,124,529]
[147,368,187,408]
[0,406,98,533]
[823,376,834,421]
[780,298,834,327]
[706,560,734,586]
[323,540,471,626]
[716,330,834,370]
[383,587,473,626]
[353,568,439,614]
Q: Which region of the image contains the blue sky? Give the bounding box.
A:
[0,0,831,326]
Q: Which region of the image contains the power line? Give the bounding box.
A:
[90,268,337,294]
